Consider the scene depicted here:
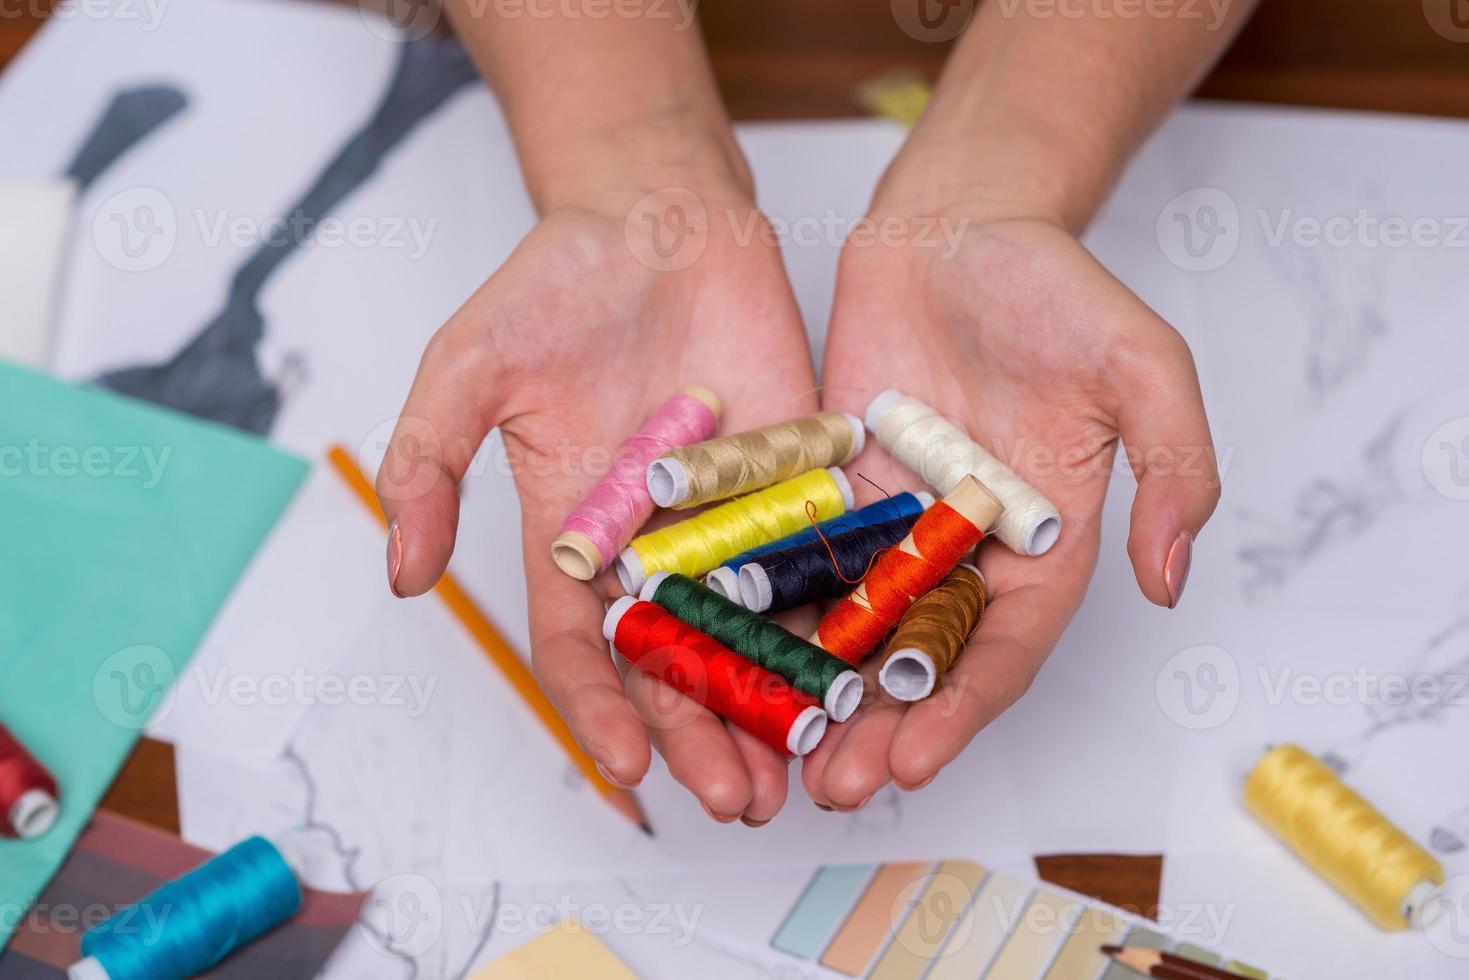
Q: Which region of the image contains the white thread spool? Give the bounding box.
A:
[602,597,827,754]
[867,389,1060,556]
[877,564,984,702]
[646,413,865,509]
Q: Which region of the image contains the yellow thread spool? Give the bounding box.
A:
[615,468,853,594]
[1244,744,1444,930]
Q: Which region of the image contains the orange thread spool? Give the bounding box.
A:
[812,476,1002,665]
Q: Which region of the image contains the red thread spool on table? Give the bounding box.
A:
[813,476,1003,665]
[604,597,827,756]
[0,722,60,839]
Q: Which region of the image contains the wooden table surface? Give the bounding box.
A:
[7,0,1460,929]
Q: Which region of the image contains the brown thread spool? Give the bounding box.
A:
[877,564,988,701]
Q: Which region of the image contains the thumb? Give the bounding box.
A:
[376,321,509,597]
[1113,330,1221,609]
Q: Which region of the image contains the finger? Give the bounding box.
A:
[800,715,852,809]
[726,724,790,826]
[820,689,904,809]
[527,532,652,786]
[886,576,1069,788]
[376,293,516,597]
[1110,324,1220,608]
[623,669,753,822]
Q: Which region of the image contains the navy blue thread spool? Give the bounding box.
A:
[738,514,922,614]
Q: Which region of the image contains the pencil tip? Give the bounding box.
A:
[1100,945,1121,956]
[639,821,654,837]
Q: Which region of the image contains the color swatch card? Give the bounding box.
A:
[0,362,306,948]
[0,812,363,978]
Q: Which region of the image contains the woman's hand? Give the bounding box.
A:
[808,196,1220,809]
[376,165,818,827]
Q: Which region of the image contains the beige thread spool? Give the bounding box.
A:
[647,412,864,509]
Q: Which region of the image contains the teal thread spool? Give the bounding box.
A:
[71,836,302,980]
[640,572,864,721]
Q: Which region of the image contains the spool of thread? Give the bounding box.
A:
[878,564,987,701]
[738,515,921,615]
[812,476,1002,664]
[553,386,721,580]
[0,722,60,840]
[647,411,864,509]
[604,597,827,755]
[705,492,932,602]
[640,572,864,721]
[867,389,1061,557]
[616,467,854,594]
[71,836,303,980]
[1244,744,1444,931]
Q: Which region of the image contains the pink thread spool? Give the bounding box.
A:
[552,386,721,580]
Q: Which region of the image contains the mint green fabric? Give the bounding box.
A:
[0,363,306,947]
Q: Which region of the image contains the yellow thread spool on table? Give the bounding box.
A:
[1244,744,1444,930]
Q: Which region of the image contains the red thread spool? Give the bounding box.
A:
[0,722,60,839]
[813,476,1003,665]
[603,598,827,756]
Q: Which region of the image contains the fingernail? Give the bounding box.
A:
[833,793,873,813]
[386,520,404,597]
[1164,530,1194,609]
[595,761,637,790]
[901,775,934,792]
[739,815,769,828]
[702,802,736,824]
[814,802,834,812]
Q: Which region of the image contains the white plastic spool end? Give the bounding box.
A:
[864,388,905,433]
[10,788,58,840]
[786,706,828,756]
[614,548,646,595]
[738,563,774,613]
[603,596,639,644]
[824,671,865,722]
[1023,513,1063,557]
[646,456,690,508]
[705,566,741,602]
[826,467,855,510]
[840,412,866,462]
[1405,879,1445,929]
[551,530,602,581]
[638,571,672,602]
[67,957,110,980]
[915,491,935,509]
[879,649,937,702]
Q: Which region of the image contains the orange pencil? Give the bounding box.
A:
[327,445,651,836]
